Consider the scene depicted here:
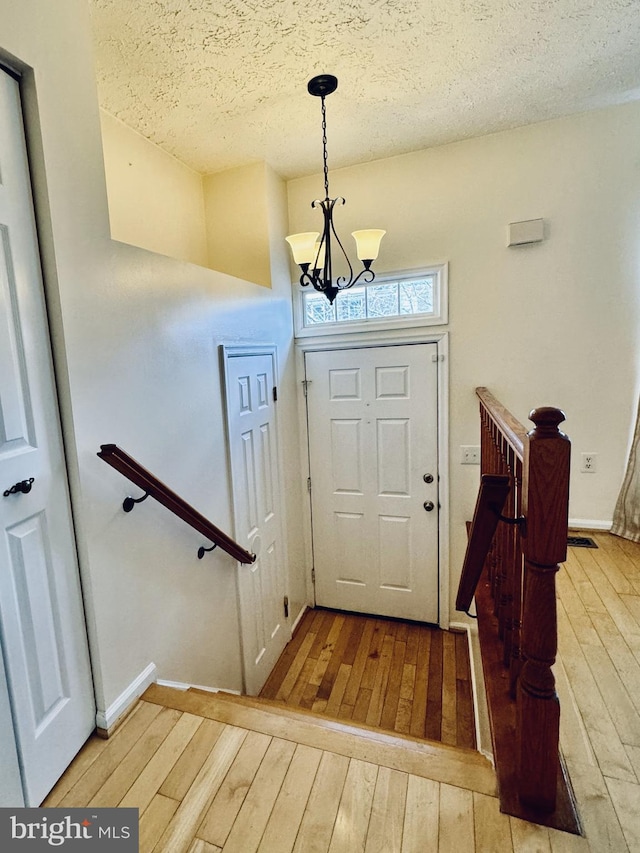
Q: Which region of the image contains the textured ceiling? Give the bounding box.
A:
[90,0,640,180]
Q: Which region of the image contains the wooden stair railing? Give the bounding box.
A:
[456,388,579,833]
[456,474,511,615]
[97,444,256,564]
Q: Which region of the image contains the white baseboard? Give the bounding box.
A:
[449,620,493,763]
[291,603,309,634]
[95,662,157,731]
[569,518,612,531]
[156,678,241,695]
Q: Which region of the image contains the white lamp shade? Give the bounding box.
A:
[285,232,320,265]
[352,229,386,261]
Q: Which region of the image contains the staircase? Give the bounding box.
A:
[135,682,505,852]
[144,683,495,795]
[47,679,577,850]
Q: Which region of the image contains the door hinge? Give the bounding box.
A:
[311,568,316,584]
[283,595,289,618]
[431,354,445,362]
[302,379,312,397]
[307,476,312,493]
[273,386,278,402]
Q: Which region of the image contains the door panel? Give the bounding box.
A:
[0,227,37,455]
[0,70,94,806]
[306,344,439,623]
[7,513,69,718]
[224,349,289,695]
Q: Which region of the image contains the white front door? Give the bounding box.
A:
[0,70,94,805]
[305,343,439,623]
[223,347,289,695]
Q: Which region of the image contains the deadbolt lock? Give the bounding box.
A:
[423,473,434,484]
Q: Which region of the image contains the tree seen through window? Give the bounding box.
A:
[303,276,435,326]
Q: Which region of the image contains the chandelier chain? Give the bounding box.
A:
[321,95,329,199]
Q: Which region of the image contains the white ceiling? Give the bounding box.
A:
[90,0,640,181]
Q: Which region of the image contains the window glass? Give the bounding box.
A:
[302,272,438,328]
[367,283,399,317]
[336,288,366,322]
[399,279,433,314]
[304,292,336,325]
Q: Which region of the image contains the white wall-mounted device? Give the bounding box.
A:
[508,218,545,246]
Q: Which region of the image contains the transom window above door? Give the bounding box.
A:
[293,264,448,337]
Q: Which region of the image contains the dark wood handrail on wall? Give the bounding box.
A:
[97,444,256,565]
[457,389,579,833]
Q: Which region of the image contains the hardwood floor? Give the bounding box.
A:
[41,531,640,851]
[555,530,640,851]
[259,610,476,750]
[43,684,526,853]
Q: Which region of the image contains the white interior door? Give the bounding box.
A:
[223,346,289,695]
[305,343,439,623]
[0,70,95,805]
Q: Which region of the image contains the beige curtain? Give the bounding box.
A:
[612,397,640,542]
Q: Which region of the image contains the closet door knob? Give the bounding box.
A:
[3,478,35,497]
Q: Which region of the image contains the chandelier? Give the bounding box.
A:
[285,75,386,304]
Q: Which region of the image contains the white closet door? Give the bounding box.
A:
[0,69,94,806]
[223,347,289,695]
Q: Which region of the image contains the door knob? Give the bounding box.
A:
[3,478,35,497]
[423,500,435,512]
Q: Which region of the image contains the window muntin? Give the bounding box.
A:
[298,266,446,333]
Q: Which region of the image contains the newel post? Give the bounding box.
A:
[517,407,570,812]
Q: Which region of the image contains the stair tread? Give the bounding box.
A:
[143,683,496,795]
[187,687,486,763]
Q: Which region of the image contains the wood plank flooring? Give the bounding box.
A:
[260,610,475,750]
[555,530,640,852]
[41,531,640,851]
[43,684,526,853]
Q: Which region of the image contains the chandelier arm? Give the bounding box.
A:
[311,277,329,294]
[309,197,327,276]
[319,198,332,293]
[338,267,376,289]
[296,266,327,293]
[326,197,354,288]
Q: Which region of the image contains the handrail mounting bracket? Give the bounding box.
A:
[123,492,150,513]
[490,503,526,531]
[198,543,218,559]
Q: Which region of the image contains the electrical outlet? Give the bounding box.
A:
[581,452,597,473]
[461,446,480,465]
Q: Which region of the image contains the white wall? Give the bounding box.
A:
[204,162,273,288]
[5,0,639,715]
[100,110,208,267]
[288,104,640,614]
[0,0,306,717]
